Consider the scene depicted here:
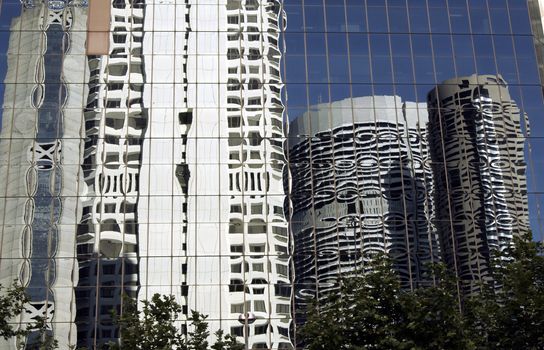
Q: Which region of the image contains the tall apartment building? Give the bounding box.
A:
[77,0,292,348]
[427,74,530,295]
[287,96,439,339]
[1,0,543,349]
[0,1,88,348]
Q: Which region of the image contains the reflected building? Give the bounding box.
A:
[77,0,292,348]
[185,0,292,348]
[427,74,530,295]
[0,0,542,349]
[0,0,292,349]
[0,1,88,348]
[75,0,147,347]
[287,96,439,338]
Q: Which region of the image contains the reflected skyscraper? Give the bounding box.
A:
[75,0,147,346]
[185,1,292,348]
[0,2,87,348]
[0,0,292,349]
[287,96,439,340]
[428,74,530,295]
[0,0,543,349]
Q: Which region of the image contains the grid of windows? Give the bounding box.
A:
[0,0,543,349]
[282,0,543,346]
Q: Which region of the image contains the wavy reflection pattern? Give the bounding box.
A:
[75,0,147,347]
[19,2,74,347]
[428,74,529,295]
[223,1,292,348]
[288,96,440,335]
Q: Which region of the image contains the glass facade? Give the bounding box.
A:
[0,0,542,349]
[283,1,542,345]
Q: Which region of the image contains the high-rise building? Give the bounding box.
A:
[1,0,544,349]
[286,96,438,341]
[282,1,541,344]
[427,74,530,294]
[75,0,147,346]
[184,1,291,348]
[0,2,87,348]
[0,0,292,349]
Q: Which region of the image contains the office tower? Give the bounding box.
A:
[427,74,530,295]
[1,0,543,348]
[287,96,438,340]
[283,0,541,305]
[0,0,292,348]
[0,1,88,348]
[529,0,544,80]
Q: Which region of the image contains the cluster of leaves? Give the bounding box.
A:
[301,234,544,350]
[2,234,541,349]
[109,293,244,350]
[0,286,242,350]
[0,282,58,350]
[0,282,28,341]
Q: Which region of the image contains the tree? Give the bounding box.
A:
[300,256,407,349]
[301,236,544,350]
[465,233,544,349]
[186,311,208,350]
[0,281,58,349]
[0,281,28,340]
[211,330,244,350]
[110,293,244,350]
[301,257,477,350]
[110,294,185,350]
[399,264,475,350]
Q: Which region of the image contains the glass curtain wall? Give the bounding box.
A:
[283,0,542,346]
[0,0,292,349]
[0,0,542,349]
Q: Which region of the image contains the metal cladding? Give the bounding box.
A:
[427,74,530,295]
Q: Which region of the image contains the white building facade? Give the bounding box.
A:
[184,1,292,348]
[0,0,292,349]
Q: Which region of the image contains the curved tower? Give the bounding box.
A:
[287,96,439,339]
[427,74,529,295]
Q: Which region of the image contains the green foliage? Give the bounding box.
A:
[110,293,244,350]
[465,233,544,350]
[110,294,185,350]
[301,236,544,350]
[399,264,475,350]
[0,281,58,349]
[0,281,28,340]
[186,311,208,350]
[301,256,407,349]
[211,329,244,350]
